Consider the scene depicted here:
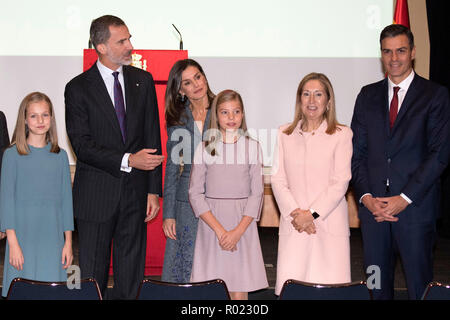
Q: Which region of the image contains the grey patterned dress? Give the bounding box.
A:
[161,103,211,283]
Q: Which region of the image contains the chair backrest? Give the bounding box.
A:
[136,279,231,300]
[279,279,372,300]
[6,277,102,300]
[421,282,450,300]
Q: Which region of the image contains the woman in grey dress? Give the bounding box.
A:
[161,59,215,282]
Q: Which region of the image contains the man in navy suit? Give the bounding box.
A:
[351,24,450,299]
[65,15,164,299]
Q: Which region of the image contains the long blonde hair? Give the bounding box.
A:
[205,89,248,156]
[11,92,60,155]
[283,72,341,135]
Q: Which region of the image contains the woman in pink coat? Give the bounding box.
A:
[271,73,353,295]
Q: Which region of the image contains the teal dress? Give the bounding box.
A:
[0,143,74,297]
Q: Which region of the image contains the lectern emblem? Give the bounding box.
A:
[131,53,148,71]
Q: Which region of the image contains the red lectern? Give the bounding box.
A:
[83,49,188,275]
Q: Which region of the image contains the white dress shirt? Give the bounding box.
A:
[387,69,415,114]
[96,60,132,173]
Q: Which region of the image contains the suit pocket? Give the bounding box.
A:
[278,216,293,236]
[321,200,350,237]
[72,167,120,221]
[175,176,190,202]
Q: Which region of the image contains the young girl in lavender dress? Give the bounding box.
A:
[188,89,268,300]
[0,92,74,297]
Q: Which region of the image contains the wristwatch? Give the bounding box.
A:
[311,211,320,219]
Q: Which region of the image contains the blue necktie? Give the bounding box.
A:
[112,71,127,143]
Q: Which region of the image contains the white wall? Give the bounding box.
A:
[0,0,392,165]
[0,55,384,165]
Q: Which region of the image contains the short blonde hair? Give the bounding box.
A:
[11,92,60,155]
[284,72,341,135]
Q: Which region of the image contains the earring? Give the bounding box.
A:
[179,94,186,103]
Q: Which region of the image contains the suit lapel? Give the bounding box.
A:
[203,108,211,139]
[123,66,137,146]
[185,104,212,139]
[86,64,123,140]
[377,79,391,138]
[184,104,195,136]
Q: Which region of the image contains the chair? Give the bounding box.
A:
[6,277,102,300]
[136,279,231,300]
[421,281,450,300]
[279,279,372,300]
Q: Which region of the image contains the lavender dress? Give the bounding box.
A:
[188,136,268,292]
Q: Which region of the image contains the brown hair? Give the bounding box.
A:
[165,59,215,127]
[205,89,248,156]
[380,24,414,49]
[90,15,126,53]
[283,72,341,135]
[11,92,60,155]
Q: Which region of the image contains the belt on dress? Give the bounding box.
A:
[205,196,248,200]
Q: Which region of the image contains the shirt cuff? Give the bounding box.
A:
[121,153,132,173]
[309,208,320,219]
[400,193,412,204]
[359,193,372,204]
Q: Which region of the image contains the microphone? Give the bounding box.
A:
[172,24,183,50]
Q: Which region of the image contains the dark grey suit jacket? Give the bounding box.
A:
[163,104,211,219]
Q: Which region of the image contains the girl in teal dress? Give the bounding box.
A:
[0,92,74,297]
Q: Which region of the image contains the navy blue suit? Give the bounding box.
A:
[351,73,450,299]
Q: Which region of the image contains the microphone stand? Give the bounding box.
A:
[172,24,183,50]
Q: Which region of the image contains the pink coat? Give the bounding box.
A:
[271,121,353,293]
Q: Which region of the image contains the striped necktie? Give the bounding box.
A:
[112,71,127,142]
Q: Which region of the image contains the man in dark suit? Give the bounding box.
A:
[351,24,450,299]
[65,15,164,299]
[0,110,9,172]
[0,110,9,240]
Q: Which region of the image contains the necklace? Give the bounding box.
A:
[192,108,206,117]
[311,122,321,135]
[191,104,208,122]
[302,121,321,132]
